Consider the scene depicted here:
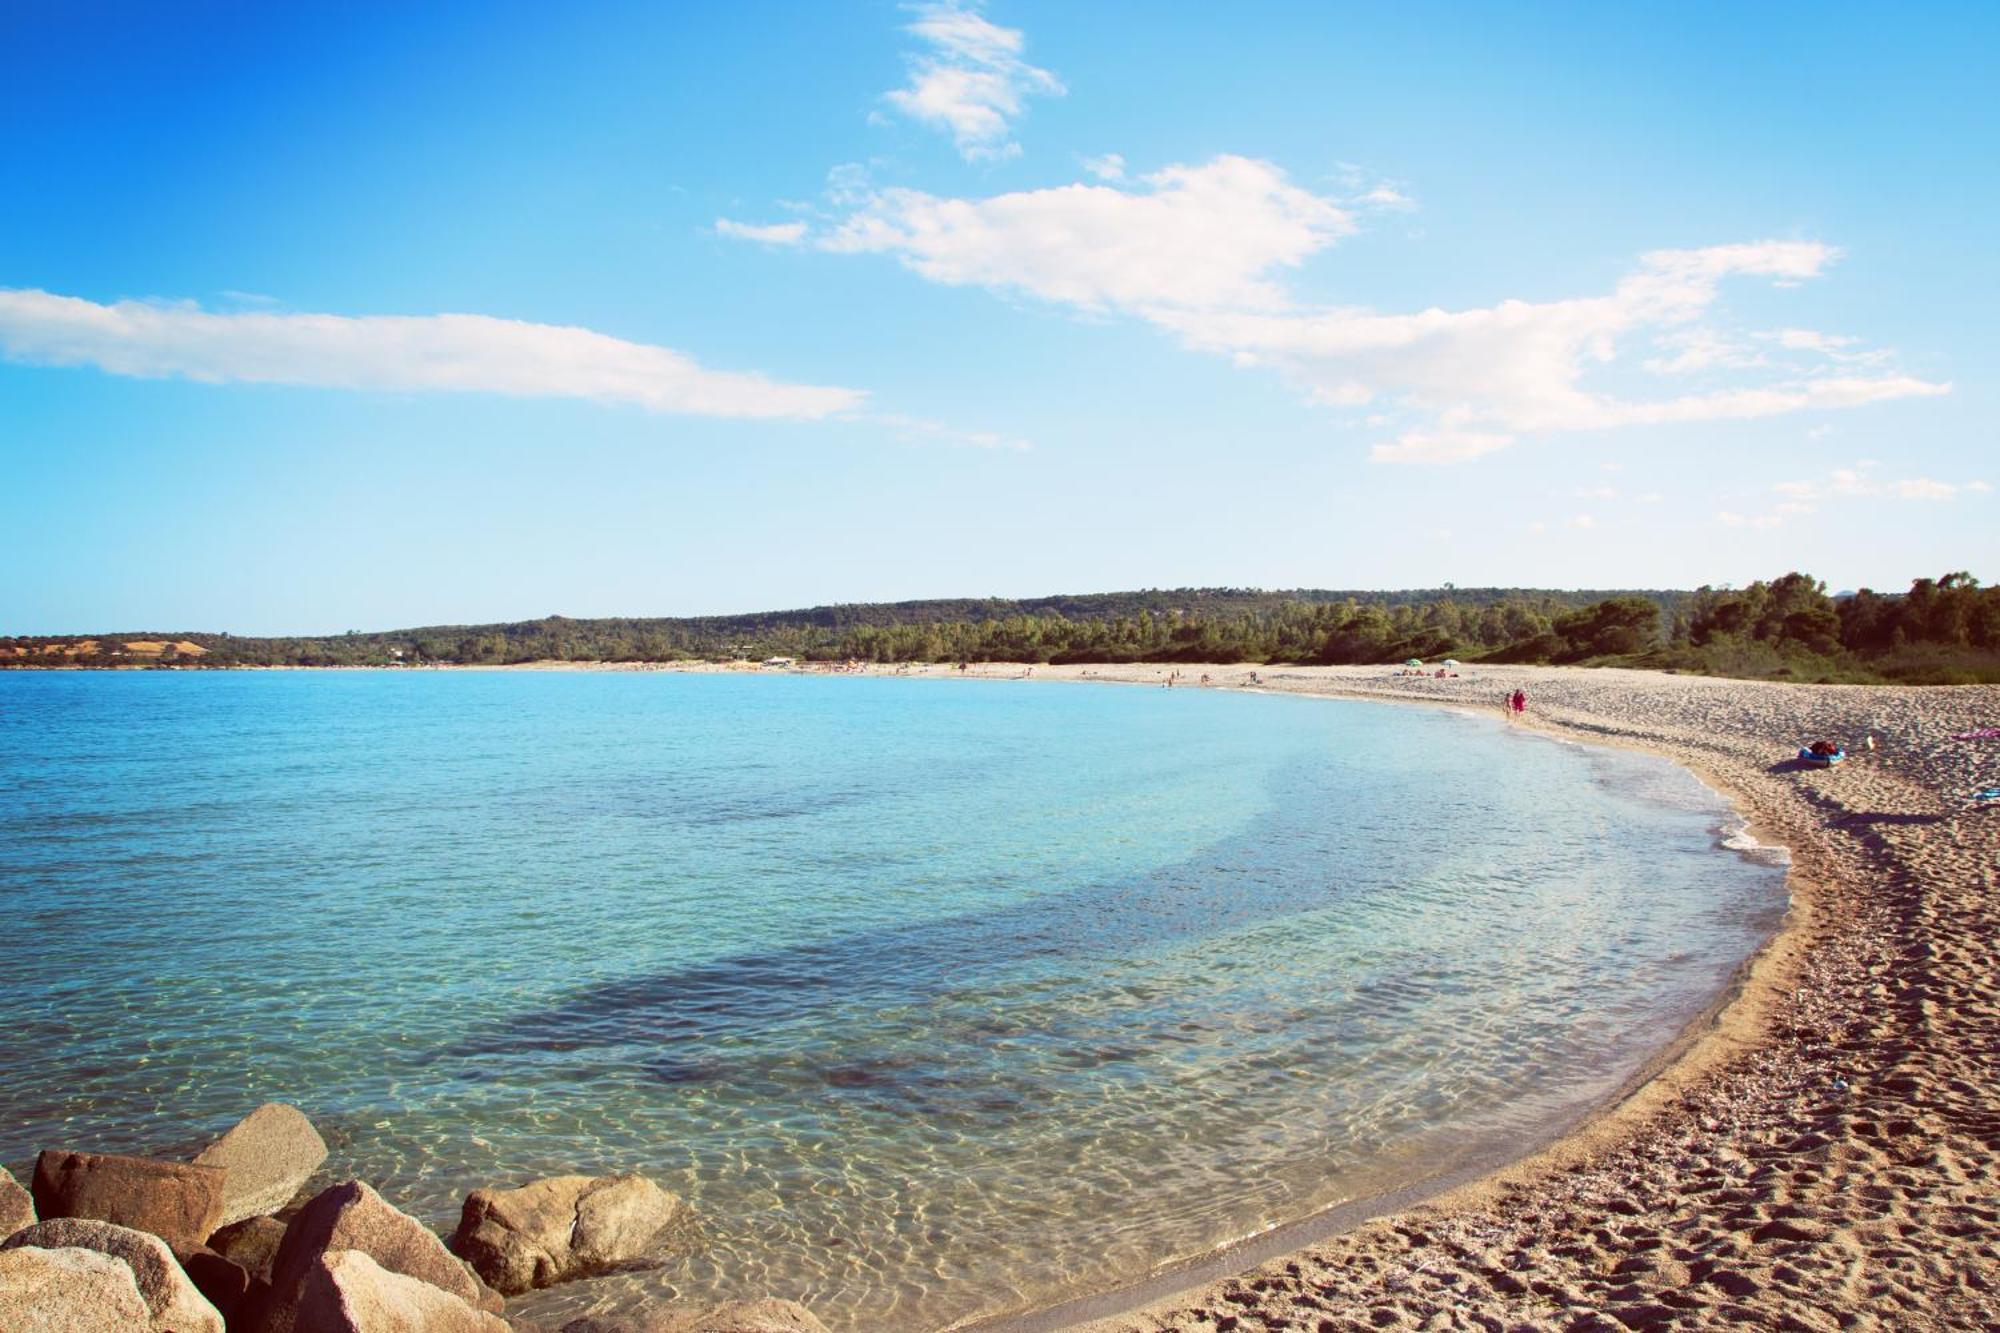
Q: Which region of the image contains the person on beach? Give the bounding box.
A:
[1511,689,1527,716]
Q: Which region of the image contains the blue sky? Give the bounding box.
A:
[3,1,1994,634]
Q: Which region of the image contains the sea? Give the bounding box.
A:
[0,670,1787,1329]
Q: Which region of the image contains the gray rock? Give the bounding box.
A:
[2,1217,224,1333]
[0,1244,153,1332]
[209,1212,289,1282]
[451,1173,686,1295]
[295,1249,509,1333]
[192,1103,329,1228]
[0,1165,33,1236]
[263,1181,493,1333]
[30,1149,226,1248]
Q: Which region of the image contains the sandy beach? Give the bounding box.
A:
[854,661,1996,1333]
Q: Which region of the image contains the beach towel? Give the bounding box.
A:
[1973,787,2000,803]
[1950,727,2000,741]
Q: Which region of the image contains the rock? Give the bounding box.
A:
[0,1245,152,1332]
[193,1104,329,1228]
[558,1302,828,1333]
[173,1241,256,1324]
[30,1149,226,1248]
[451,1173,686,1295]
[0,1165,34,1236]
[263,1181,492,1333]
[295,1249,509,1333]
[210,1213,290,1283]
[2,1217,225,1333]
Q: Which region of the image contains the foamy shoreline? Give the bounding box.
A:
[471,657,1999,1330]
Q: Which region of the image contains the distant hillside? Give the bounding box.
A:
[5,573,1995,683]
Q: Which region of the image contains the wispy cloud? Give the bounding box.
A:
[1079,153,1125,181]
[1718,461,1990,527]
[714,218,807,244]
[1367,421,1510,464]
[883,1,1063,161]
[0,288,864,419]
[865,410,1030,450]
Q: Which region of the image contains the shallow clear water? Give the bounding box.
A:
[0,672,1784,1329]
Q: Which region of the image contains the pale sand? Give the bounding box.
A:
[454,658,2000,1327]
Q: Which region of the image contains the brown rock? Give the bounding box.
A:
[193,1104,330,1228]
[0,1245,152,1332]
[295,1249,509,1333]
[263,1181,490,1333]
[451,1173,686,1295]
[210,1213,290,1283]
[173,1241,255,1324]
[30,1149,225,1248]
[0,1165,34,1236]
[2,1217,224,1333]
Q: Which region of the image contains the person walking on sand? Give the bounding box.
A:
[1511,689,1527,716]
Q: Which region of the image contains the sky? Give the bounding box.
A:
[3,1,1995,635]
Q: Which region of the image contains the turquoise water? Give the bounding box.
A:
[0,672,1784,1329]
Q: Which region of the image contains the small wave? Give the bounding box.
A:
[1719,822,1792,867]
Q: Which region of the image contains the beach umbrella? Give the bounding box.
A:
[1442,659,1461,667]
[1405,658,1423,667]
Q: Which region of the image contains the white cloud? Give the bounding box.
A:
[714,218,807,244]
[1774,327,1857,353]
[1566,514,1597,530]
[1888,477,1962,500]
[1644,327,1764,375]
[1358,184,1415,209]
[732,147,1944,462]
[0,287,864,419]
[1715,510,1784,529]
[1367,421,1511,464]
[1080,153,1125,181]
[1724,461,1989,527]
[1139,240,1947,458]
[1329,163,1417,212]
[883,1,1063,161]
[866,410,1029,450]
[821,155,1353,312]
[804,171,1942,459]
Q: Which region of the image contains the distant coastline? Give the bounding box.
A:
[9,570,1997,684]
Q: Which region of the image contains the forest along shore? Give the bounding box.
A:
[944,663,1993,1333]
